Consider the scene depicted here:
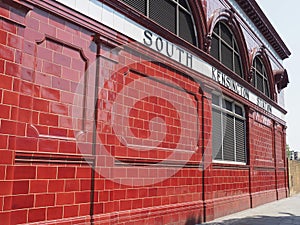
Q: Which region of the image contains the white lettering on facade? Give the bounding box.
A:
[212,67,250,100]
[143,30,193,68]
[254,112,272,127]
[257,97,272,113]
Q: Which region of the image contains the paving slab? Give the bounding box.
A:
[201,194,300,225]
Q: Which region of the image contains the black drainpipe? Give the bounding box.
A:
[201,91,207,222]
[90,34,101,225]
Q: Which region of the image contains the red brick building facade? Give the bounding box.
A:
[0,0,290,224]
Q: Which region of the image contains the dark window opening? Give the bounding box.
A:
[252,57,271,98]
[211,22,244,78]
[121,0,197,45]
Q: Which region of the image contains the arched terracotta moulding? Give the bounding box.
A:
[188,0,208,49]
[206,8,250,80]
[249,46,276,101]
[273,68,289,93]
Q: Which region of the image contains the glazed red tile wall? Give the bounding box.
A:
[251,121,274,167]
[212,169,249,198]
[0,1,288,224]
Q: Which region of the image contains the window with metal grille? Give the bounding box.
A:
[211,22,243,78]
[121,0,197,45]
[212,94,246,163]
[252,57,271,98]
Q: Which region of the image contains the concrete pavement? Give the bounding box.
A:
[201,194,300,225]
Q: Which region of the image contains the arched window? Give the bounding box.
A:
[121,0,197,45]
[252,57,270,98]
[211,22,243,78]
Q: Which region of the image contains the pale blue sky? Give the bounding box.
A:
[256,0,299,151]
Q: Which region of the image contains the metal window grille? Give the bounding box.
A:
[211,22,243,78]
[212,94,247,163]
[121,0,197,45]
[253,57,271,98]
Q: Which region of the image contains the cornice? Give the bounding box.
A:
[235,0,291,60]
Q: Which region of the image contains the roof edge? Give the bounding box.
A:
[235,0,291,60]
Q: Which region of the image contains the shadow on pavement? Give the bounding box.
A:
[200,214,300,225]
[185,215,202,225]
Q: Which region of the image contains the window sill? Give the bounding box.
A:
[213,160,246,165]
[212,160,249,170]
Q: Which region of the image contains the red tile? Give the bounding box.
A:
[0,134,8,149]
[48,180,64,193]
[14,166,36,180]
[63,205,79,218]
[37,46,53,61]
[76,167,91,179]
[28,208,46,223]
[21,67,35,82]
[65,180,80,192]
[3,90,19,106]
[58,167,75,179]
[12,180,29,195]
[0,29,7,45]
[26,17,39,30]
[19,80,34,96]
[0,181,12,195]
[39,112,58,126]
[10,209,28,225]
[11,108,31,123]
[38,139,58,153]
[11,194,34,209]
[120,200,131,211]
[33,98,49,112]
[56,192,75,205]
[29,180,48,193]
[0,59,4,74]
[0,150,12,164]
[7,33,22,49]
[50,102,68,115]
[49,127,68,136]
[47,206,63,220]
[35,72,52,87]
[59,141,76,154]
[41,87,60,101]
[75,191,90,204]
[11,136,38,151]
[39,22,56,37]
[0,105,10,120]
[0,45,14,61]
[46,40,62,52]
[93,202,104,214]
[37,166,57,179]
[0,212,11,225]
[54,52,71,67]
[35,193,55,207]
[43,61,61,76]
[80,179,91,191]
[0,74,13,90]
[52,77,70,91]
[19,94,33,109]
[79,203,90,216]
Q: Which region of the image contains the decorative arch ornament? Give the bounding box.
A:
[120,0,205,48]
[206,8,250,79]
[249,46,276,100]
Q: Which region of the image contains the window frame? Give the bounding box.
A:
[211,22,244,78]
[121,0,198,46]
[252,56,271,98]
[212,93,247,165]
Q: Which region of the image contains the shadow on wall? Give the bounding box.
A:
[199,214,300,225]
